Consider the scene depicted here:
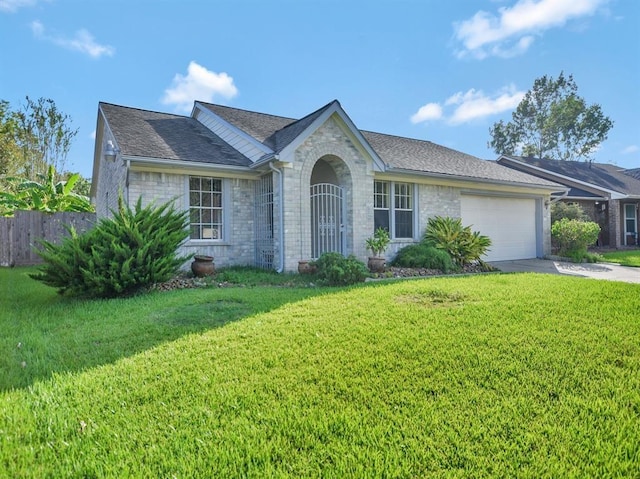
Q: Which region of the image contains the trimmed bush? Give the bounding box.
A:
[551,218,600,262]
[551,202,589,224]
[311,252,368,286]
[390,243,455,272]
[424,216,491,266]
[31,196,191,298]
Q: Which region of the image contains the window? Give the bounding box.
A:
[374,180,414,238]
[189,176,223,240]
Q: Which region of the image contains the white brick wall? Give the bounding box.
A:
[283,116,374,271]
[128,171,255,270]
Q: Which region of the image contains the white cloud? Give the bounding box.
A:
[161,61,238,113]
[447,86,525,124]
[30,20,115,58]
[453,0,609,59]
[622,145,639,154]
[90,130,96,140]
[0,0,39,13]
[410,85,525,126]
[410,103,443,124]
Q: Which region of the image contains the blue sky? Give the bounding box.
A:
[1,0,638,178]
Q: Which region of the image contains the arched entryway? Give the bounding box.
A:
[310,158,346,258]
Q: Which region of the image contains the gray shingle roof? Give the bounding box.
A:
[200,102,561,188]
[199,103,294,145]
[361,131,560,186]
[198,101,338,154]
[625,168,640,181]
[100,103,251,167]
[503,156,640,196]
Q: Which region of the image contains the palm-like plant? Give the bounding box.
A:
[0,165,93,216]
[424,216,491,266]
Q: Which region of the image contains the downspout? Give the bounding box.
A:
[269,160,285,273]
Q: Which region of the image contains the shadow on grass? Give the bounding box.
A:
[1,267,324,392]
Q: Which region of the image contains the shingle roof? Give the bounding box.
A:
[503,156,640,196]
[625,168,640,181]
[200,102,561,188]
[199,103,294,145]
[100,103,251,167]
[361,131,560,186]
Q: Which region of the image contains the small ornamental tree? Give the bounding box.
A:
[31,195,191,298]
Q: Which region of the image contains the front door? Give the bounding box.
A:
[310,183,344,258]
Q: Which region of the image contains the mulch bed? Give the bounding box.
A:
[150,263,498,292]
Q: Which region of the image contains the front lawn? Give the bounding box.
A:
[1,268,639,477]
[601,249,640,267]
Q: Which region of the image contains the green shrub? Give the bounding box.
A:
[423,216,491,266]
[390,243,455,272]
[551,202,589,224]
[551,218,600,262]
[31,196,191,298]
[311,252,368,286]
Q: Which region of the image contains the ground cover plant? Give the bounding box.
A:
[1,267,639,477]
[600,249,640,267]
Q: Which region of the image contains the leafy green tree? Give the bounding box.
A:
[0,100,23,178]
[14,96,78,179]
[0,97,81,189]
[489,72,613,162]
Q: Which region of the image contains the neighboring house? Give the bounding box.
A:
[90,100,564,272]
[498,155,640,248]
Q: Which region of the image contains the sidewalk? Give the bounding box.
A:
[490,259,640,284]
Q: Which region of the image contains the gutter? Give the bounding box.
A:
[269,159,285,273]
[386,167,566,192]
[550,189,568,204]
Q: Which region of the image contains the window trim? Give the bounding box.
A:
[373,180,416,240]
[187,175,229,243]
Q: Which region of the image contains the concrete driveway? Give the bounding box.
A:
[490,259,640,284]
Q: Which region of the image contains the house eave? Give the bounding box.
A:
[193,102,274,157]
[498,155,628,200]
[384,167,568,194]
[277,102,387,172]
[124,155,258,178]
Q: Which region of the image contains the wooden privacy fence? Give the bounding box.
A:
[0,211,96,267]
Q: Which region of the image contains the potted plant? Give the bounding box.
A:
[365,227,390,272]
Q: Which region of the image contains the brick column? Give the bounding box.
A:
[608,199,621,248]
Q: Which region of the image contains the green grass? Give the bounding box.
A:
[1,268,639,477]
[601,249,640,267]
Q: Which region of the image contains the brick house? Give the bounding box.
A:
[498,155,640,248]
[90,100,564,272]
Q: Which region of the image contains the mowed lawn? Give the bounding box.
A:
[601,249,640,267]
[1,268,639,477]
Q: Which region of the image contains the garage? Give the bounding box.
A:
[461,195,538,262]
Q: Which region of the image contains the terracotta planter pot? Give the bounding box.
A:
[367,256,386,273]
[191,255,215,277]
[298,260,316,274]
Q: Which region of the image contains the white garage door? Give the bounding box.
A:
[461,195,537,262]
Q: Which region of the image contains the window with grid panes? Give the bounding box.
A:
[189,176,223,240]
[373,180,413,238]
